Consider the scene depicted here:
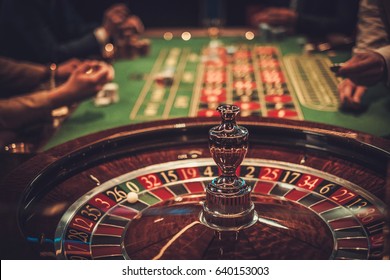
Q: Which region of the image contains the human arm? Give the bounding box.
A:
[337,0,390,86]
[49,61,113,108]
[0,57,81,98]
[337,51,387,86]
[0,61,113,130]
[0,90,53,130]
[0,57,48,96]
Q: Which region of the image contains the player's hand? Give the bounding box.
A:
[103,4,130,37]
[120,15,145,38]
[252,8,297,27]
[338,78,367,110]
[62,61,113,99]
[56,58,81,80]
[337,51,386,86]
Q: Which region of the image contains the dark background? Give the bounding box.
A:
[71,0,288,28]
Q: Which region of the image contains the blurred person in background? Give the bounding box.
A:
[0,0,143,63]
[249,0,359,37]
[337,0,390,109]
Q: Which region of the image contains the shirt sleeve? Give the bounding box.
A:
[374,45,390,83]
[0,90,52,130]
[0,57,48,98]
[355,0,389,51]
[354,0,390,84]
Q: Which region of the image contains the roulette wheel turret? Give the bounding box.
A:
[201,104,256,230]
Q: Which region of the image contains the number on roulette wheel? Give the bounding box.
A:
[1,105,389,259]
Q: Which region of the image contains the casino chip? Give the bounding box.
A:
[94,83,119,107]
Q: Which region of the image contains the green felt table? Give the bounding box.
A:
[43,31,390,150]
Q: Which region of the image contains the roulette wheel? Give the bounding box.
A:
[1,105,389,260]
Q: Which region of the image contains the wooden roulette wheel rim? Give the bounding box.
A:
[1,117,389,259]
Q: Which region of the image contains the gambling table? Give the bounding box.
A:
[1,29,390,260]
[44,28,390,149]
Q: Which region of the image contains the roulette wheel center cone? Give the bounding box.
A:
[200,104,257,230]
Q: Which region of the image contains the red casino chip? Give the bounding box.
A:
[197,109,220,117]
[255,46,277,55]
[201,94,226,103]
[267,109,299,118]
[215,47,227,56]
[233,51,251,59]
[203,47,226,56]
[204,60,227,67]
[259,60,280,69]
[201,87,226,96]
[232,65,254,72]
[265,95,293,103]
[233,102,261,111]
[260,70,285,83]
[233,81,256,90]
[203,71,227,83]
